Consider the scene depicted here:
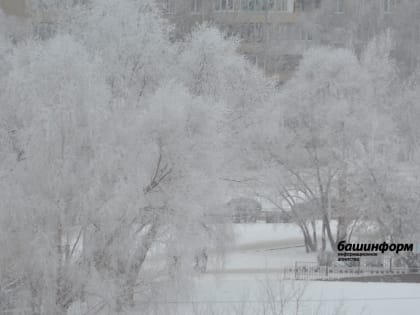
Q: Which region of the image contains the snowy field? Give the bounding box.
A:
[184,274,420,315]
[188,223,420,315]
[68,222,420,315]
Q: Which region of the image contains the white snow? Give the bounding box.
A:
[192,223,420,315]
[188,274,420,315]
[232,223,304,246]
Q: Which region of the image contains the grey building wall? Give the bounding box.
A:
[0,0,26,16]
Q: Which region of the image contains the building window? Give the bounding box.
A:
[242,0,264,11]
[276,24,308,41]
[220,24,236,37]
[335,0,344,13]
[241,0,248,10]
[279,23,299,40]
[301,29,312,41]
[164,0,175,14]
[277,0,288,11]
[254,23,264,42]
[215,0,234,11]
[242,0,254,11]
[241,0,289,11]
[240,23,264,42]
[294,0,304,11]
[226,25,235,37]
[265,0,275,10]
[191,0,202,13]
[384,0,395,14]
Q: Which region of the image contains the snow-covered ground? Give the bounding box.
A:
[208,223,319,272]
[191,223,420,315]
[186,274,420,315]
[232,223,304,246]
[132,223,420,315]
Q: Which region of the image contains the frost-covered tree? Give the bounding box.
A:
[354,34,420,265]
[0,0,272,313]
[176,24,275,144]
[393,68,420,161]
[281,46,370,251]
[251,36,401,252]
[0,34,110,314]
[299,0,420,77]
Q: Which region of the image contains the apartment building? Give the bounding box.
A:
[0,0,312,82]
[162,0,415,82]
[163,0,322,83]
[1,0,414,80]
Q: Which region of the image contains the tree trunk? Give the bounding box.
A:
[336,216,347,245]
[323,215,336,251]
[117,223,158,311]
[30,282,42,315]
[311,220,318,250]
[299,224,316,252]
[321,220,326,251]
[55,223,68,315]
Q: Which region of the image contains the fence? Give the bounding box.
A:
[278,262,420,280]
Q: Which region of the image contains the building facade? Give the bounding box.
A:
[2,0,416,81]
[162,0,321,83]
[161,0,415,82]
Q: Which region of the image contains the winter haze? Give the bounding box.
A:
[0,0,420,314]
